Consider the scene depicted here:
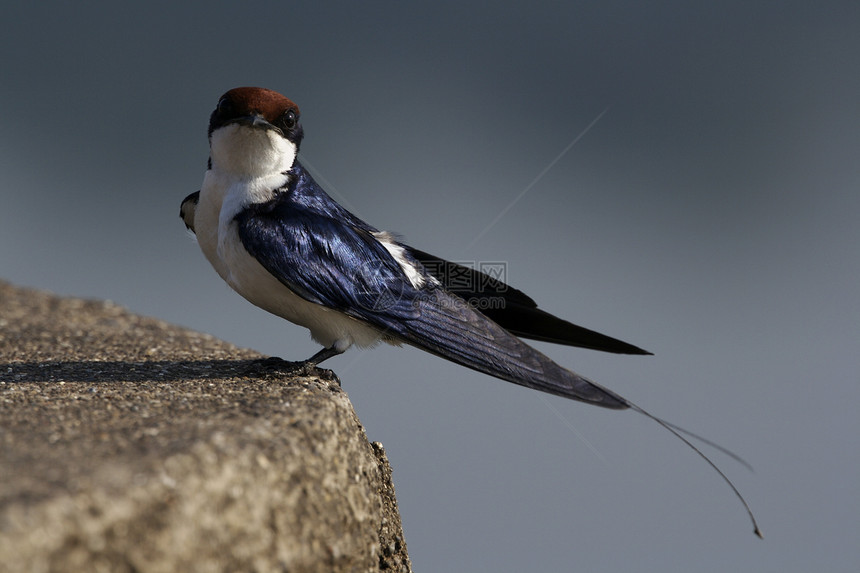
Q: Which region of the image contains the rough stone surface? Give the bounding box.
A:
[0,280,411,573]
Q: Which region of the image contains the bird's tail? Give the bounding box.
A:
[392,288,762,537]
[399,288,629,409]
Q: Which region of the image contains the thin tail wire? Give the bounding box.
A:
[659,418,755,473]
[623,399,763,538]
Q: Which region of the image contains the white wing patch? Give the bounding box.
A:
[373,231,436,289]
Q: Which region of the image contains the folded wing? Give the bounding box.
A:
[236,199,629,409]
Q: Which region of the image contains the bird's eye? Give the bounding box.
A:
[283,110,298,129]
[216,97,232,115]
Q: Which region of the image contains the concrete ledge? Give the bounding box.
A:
[0,281,411,573]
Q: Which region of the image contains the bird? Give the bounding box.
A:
[181,86,760,536]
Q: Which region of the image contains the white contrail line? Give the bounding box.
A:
[298,153,367,220]
[465,106,610,250]
[537,393,608,463]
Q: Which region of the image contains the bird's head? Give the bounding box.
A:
[207,87,303,178]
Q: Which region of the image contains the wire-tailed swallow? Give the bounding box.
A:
[181,87,760,536]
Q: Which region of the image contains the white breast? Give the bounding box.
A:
[195,127,389,352]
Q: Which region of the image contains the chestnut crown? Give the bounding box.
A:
[208,87,303,146]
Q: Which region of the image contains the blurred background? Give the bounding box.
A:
[2,1,859,571]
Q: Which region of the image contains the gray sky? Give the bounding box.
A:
[2,1,859,571]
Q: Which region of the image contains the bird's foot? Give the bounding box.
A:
[246,356,340,386]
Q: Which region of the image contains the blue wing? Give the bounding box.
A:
[237,199,422,320]
[235,163,629,409]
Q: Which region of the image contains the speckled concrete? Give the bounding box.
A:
[0,281,411,573]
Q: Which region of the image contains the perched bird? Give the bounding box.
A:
[181,87,760,536]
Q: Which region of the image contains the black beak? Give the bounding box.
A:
[228,113,283,136]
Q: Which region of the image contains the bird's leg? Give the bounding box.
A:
[295,346,345,384]
[303,346,344,366]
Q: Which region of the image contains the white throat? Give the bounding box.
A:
[202,124,296,218]
[209,124,297,180]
